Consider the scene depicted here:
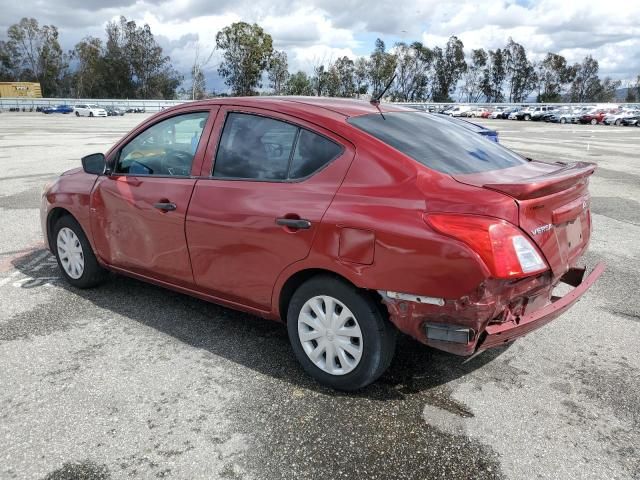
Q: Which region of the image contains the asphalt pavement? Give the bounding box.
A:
[0,112,638,479]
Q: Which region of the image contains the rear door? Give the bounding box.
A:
[90,107,218,285]
[186,107,355,310]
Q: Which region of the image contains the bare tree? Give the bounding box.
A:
[267,50,288,95]
[191,42,214,100]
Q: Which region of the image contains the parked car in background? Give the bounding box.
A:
[448,105,472,117]
[547,107,576,124]
[105,106,126,116]
[539,108,563,122]
[42,104,73,114]
[578,110,607,125]
[508,109,521,120]
[603,110,639,126]
[40,97,603,390]
[530,107,554,121]
[468,107,490,118]
[516,106,552,121]
[494,107,517,119]
[437,105,454,115]
[489,108,505,119]
[126,107,146,113]
[436,114,500,142]
[621,114,640,126]
[74,104,107,117]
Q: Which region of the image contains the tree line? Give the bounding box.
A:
[1,17,639,103]
[0,17,181,98]
[218,22,639,103]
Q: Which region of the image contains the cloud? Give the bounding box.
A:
[0,0,638,92]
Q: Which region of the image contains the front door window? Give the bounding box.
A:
[116,112,209,176]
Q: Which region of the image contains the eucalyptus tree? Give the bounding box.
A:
[216,22,273,96]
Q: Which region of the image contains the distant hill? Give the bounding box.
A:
[615,87,638,102]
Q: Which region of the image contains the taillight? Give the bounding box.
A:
[425,214,548,279]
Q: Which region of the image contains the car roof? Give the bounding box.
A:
[178,96,412,119]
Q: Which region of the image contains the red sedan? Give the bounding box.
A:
[579,110,607,125]
[41,97,604,390]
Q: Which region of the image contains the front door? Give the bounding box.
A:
[186,107,355,310]
[90,108,217,285]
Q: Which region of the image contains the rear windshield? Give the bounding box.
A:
[348,111,527,174]
[436,115,489,134]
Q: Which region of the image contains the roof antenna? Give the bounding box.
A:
[370,74,396,106]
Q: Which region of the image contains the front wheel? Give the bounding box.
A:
[287,276,396,391]
[53,215,107,288]
[591,118,597,125]
[75,111,79,117]
[89,112,94,117]
[560,118,567,124]
[524,114,531,121]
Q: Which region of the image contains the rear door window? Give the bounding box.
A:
[348,111,527,174]
[213,112,342,181]
[289,129,343,179]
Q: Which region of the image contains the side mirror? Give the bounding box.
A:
[81,153,106,175]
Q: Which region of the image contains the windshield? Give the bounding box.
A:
[348,111,527,175]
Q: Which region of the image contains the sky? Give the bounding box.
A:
[1,0,639,93]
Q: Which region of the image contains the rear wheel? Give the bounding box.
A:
[53,215,107,288]
[89,112,94,117]
[560,118,567,124]
[615,119,621,126]
[590,118,597,125]
[75,111,79,117]
[287,276,396,391]
[524,114,531,121]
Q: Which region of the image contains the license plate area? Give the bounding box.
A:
[565,217,583,253]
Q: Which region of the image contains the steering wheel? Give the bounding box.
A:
[162,150,192,176]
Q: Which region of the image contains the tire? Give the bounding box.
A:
[636,122,640,128]
[75,111,79,117]
[591,118,597,125]
[560,118,567,124]
[614,119,621,126]
[524,114,531,121]
[89,112,94,117]
[287,275,396,391]
[53,215,107,289]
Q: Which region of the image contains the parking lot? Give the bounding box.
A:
[0,112,638,479]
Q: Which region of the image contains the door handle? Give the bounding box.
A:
[276,218,311,229]
[154,202,177,211]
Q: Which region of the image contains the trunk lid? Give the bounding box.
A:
[453,161,595,277]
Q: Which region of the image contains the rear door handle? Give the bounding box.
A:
[276,218,311,229]
[154,202,177,211]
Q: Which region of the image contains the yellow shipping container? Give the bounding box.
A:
[0,82,43,98]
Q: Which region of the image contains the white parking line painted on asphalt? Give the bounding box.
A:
[24,250,50,269]
[0,271,21,287]
[12,276,60,288]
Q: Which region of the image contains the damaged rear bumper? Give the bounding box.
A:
[474,262,605,353]
[380,262,605,356]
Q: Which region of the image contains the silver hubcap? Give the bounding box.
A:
[298,295,363,376]
[57,227,84,279]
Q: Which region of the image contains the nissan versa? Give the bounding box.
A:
[41,97,604,390]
